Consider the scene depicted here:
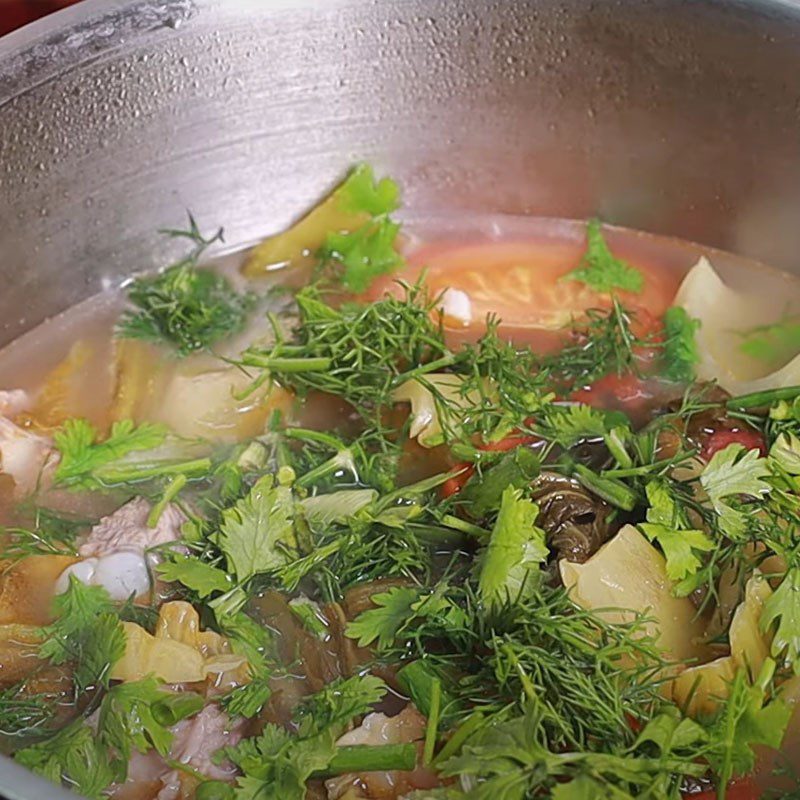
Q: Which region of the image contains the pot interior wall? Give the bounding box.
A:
[2,0,800,347]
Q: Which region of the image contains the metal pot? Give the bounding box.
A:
[1,0,800,795]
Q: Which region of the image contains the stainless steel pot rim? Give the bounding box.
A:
[0,0,197,105]
[3,0,800,798]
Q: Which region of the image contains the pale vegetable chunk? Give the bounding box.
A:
[675,256,800,393]
[729,570,773,673]
[559,524,708,663]
[111,601,245,683]
[671,571,774,715]
[670,657,737,717]
[392,373,485,448]
[111,339,293,442]
[326,705,438,800]
[154,365,293,442]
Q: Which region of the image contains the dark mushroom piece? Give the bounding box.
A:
[654,384,736,459]
[531,471,615,564]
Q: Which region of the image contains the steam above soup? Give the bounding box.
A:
[0,165,799,800]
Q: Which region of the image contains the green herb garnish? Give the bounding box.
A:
[662,305,701,383]
[38,578,125,694]
[118,217,255,356]
[53,418,210,489]
[562,219,644,294]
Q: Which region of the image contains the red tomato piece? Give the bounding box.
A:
[701,428,767,461]
[481,433,540,453]
[369,238,681,350]
[441,466,474,498]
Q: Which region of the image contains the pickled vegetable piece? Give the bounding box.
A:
[242,164,398,276]
[560,524,708,663]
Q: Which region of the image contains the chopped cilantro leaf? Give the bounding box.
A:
[224,671,407,799]
[222,670,273,719]
[346,586,421,649]
[478,486,548,610]
[53,418,166,489]
[700,444,772,539]
[51,418,208,489]
[156,554,232,599]
[15,719,116,799]
[218,475,298,583]
[537,403,627,448]
[98,677,190,761]
[760,567,800,673]
[315,164,403,291]
[707,661,791,786]
[224,724,336,800]
[337,163,400,216]
[320,217,403,293]
[459,446,541,519]
[15,679,203,797]
[562,219,644,294]
[640,524,714,587]
[38,577,125,693]
[438,702,707,798]
[295,675,386,737]
[640,480,714,589]
[662,306,701,383]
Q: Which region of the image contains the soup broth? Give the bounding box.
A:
[0,166,799,800]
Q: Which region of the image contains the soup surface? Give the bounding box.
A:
[1,166,800,800]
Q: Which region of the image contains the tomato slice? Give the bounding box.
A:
[701,428,767,461]
[369,237,681,350]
